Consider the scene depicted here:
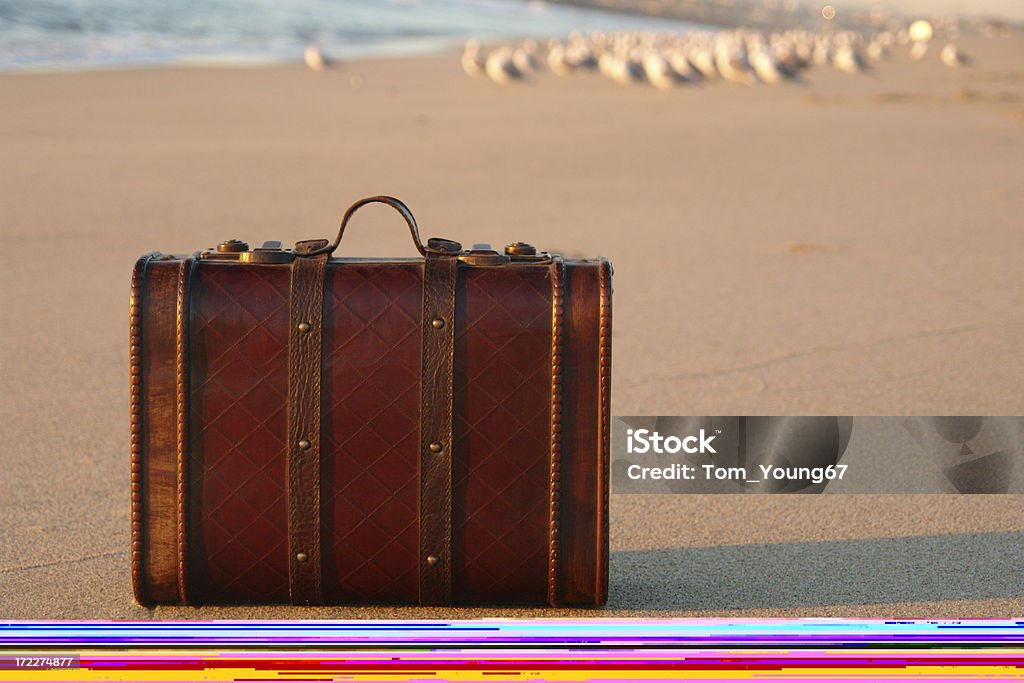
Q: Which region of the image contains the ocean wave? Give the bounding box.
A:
[0,0,701,71]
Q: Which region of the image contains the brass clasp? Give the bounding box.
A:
[458,248,511,267]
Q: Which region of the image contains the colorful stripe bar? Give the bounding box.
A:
[1,620,1023,681]
[4,619,1024,646]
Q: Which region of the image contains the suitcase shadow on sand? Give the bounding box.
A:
[609,529,1024,610]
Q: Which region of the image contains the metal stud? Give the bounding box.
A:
[296,552,308,563]
[426,555,440,566]
[297,322,311,333]
[431,318,445,329]
[298,439,311,450]
[428,442,444,454]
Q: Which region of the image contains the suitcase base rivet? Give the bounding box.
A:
[431,318,445,329]
[298,439,311,450]
[426,555,441,566]
[297,322,311,333]
[428,442,444,454]
[296,552,309,563]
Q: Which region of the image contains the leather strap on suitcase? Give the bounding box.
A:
[418,250,458,605]
[288,197,464,606]
[286,243,329,605]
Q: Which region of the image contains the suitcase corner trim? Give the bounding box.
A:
[130,252,160,607]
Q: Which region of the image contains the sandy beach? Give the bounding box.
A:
[1,31,1023,619]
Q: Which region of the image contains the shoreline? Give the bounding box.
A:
[0,1,707,76]
[5,0,1020,76]
[0,39,471,76]
[0,49,457,77]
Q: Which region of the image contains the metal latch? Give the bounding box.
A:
[458,244,510,267]
[239,240,295,264]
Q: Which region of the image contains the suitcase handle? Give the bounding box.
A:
[297,196,461,258]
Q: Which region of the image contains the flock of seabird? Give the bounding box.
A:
[456,20,973,88]
[298,16,976,86]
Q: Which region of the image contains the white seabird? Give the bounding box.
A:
[462,39,486,78]
[642,51,677,90]
[812,37,832,66]
[832,45,867,74]
[566,39,597,71]
[304,45,329,72]
[866,39,890,62]
[714,46,755,85]
[484,46,523,84]
[688,45,718,80]
[668,50,697,82]
[598,51,638,85]
[750,49,790,85]
[513,40,539,74]
[547,41,574,77]
[940,44,971,68]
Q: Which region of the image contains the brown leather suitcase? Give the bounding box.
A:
[130,196,611,606]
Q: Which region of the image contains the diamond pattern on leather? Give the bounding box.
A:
[453,267,553,603]
[321,264,422,603]
[189,264,290,602]
[186,260,555,605]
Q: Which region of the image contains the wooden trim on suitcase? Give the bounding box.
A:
[552,261,608,606]
[136,256,186,606]
[174,255,197,605]
[597,257,612,605]
[547,257,565,607]
[130,252,159,606]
